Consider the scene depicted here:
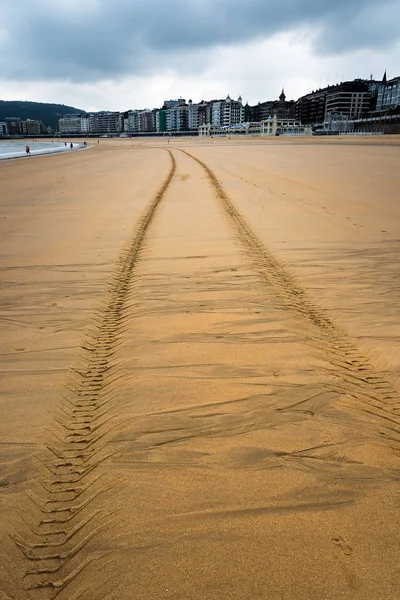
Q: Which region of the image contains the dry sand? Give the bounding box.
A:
[0,137,399,599]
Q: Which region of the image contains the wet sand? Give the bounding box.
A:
[0,137,399,599]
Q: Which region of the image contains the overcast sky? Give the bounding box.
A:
[1,0,399,111]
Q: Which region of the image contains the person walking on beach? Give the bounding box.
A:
[25,145,30,155]
[70,142,73,149]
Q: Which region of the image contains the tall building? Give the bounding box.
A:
[209,96,243,126]
[324,81,370,119]
[88,112,122,134]
[197,102,210,127]
[21,119,42,135]
[156,109,166,133]
[246,91,295,122]
[5,117,22,135]
[295,80,372,125]
[376,75,400,111]
[295,88,330,125]
[125,109,157,133]
[163,99,186,109]
[164,101,189,132]
[188,100,199,130]
[58,114,89,134]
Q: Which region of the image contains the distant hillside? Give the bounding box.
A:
[0,101,85,130]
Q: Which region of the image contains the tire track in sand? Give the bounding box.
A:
[177,148,400,454]
[7,151,176,599]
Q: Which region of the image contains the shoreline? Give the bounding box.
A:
[0,141,90,161]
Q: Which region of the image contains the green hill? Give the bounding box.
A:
[0,101,85,131]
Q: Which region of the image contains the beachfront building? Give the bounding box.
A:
[322,112,354,134]
[295,88,328,125]
[188,100,199,130]
[274,90,295,118]
[324,81,370,120]
[376,75,400,111]
[124,109,157,134]
[164,102,189,132]
[88,111,123,135]
[199,116,311,137]
[197,102,210,127]
[152,96,243,133]
[246,91,295,122]
[155,109,165,133]
[4,117,22,135]
[261,116,311,136]
[186,100,212,131]
[0,121,7,135]
[21,119,43,135]
[58,114,89,134]
[295,79,375,126]
[163,98,186,109]
[171,104,188,131]
[209,96,244,127]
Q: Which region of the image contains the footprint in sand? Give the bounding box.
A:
[332,536,353,556]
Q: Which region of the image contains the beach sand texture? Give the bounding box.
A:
[0,137,399,599]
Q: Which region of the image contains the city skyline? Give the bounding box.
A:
[0,1,399,111]
[3,72,399,137]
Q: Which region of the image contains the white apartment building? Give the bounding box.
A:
[163,98,186,109]
[165,108,174,131]
[261,116,311,136]
[89,112,122,134]
[125,109,156,133]
[222,95,243,126]
[125,110,140,132]
[210,96,244,126]
[199,116,311,137]
[58,115,89,134]
[188,100,199,130]
[211,101,222,125]
[165,104,188,132]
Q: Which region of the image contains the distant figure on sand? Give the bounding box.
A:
[70,143,73,149]
[25,145,30,155]
[65,142,67,147]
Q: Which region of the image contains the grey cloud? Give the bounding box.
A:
[1,0,399,82]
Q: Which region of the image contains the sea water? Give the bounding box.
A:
[0,141,84,160]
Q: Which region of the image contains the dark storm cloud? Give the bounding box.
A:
[1,0,399,82]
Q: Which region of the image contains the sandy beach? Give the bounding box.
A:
[1,136,399,599]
